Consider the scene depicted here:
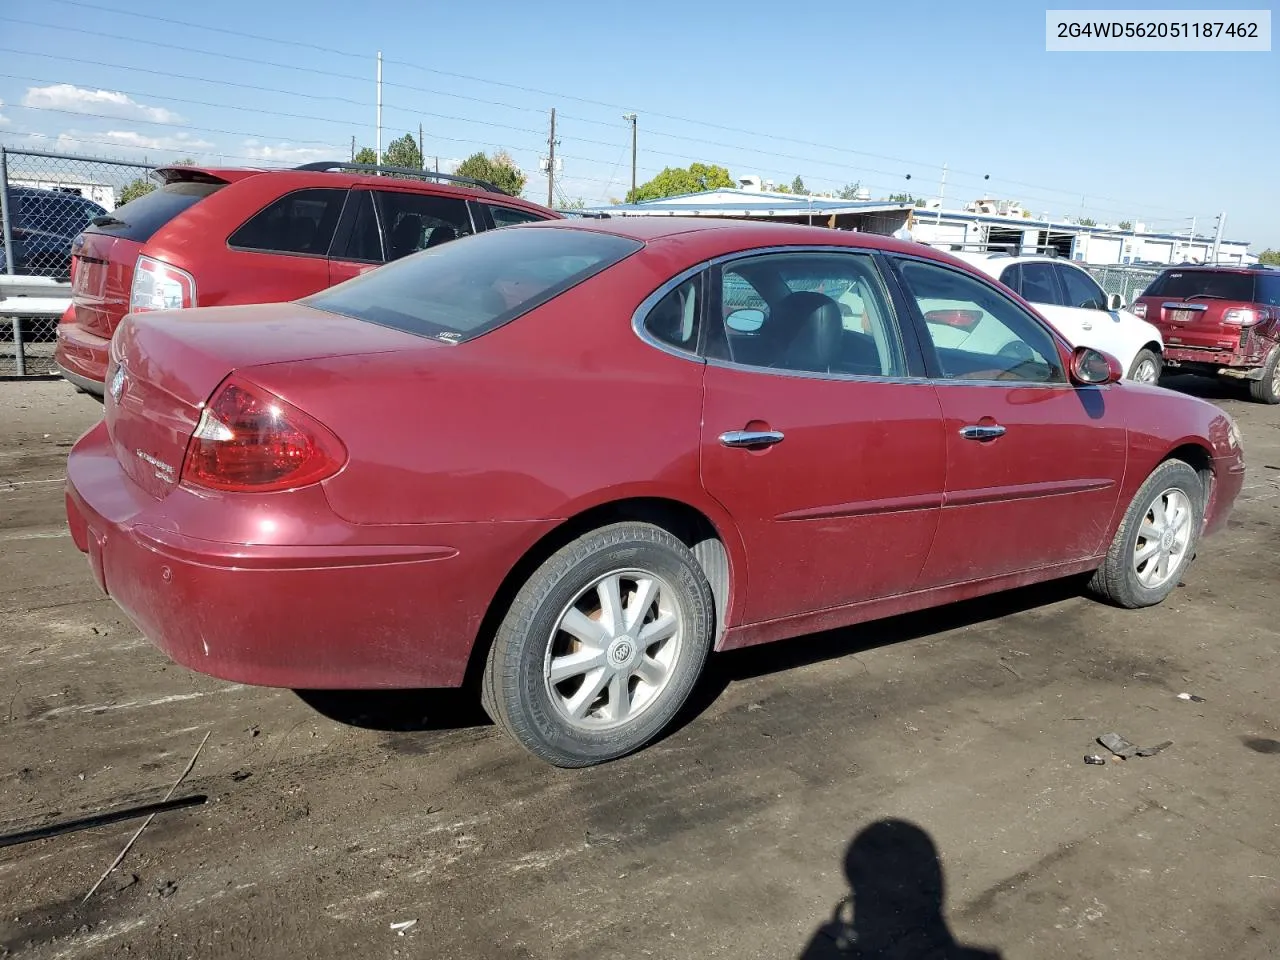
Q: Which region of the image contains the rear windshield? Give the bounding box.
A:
[85,181,225,243]
[304,226,643,343]
[1144,270,1256,301]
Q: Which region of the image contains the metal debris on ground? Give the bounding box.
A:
[0,794,207,850]
[1177,693,1207,702]
[390,920,418,935]
[1084,755,1107,765]
[1096,732,1174,762]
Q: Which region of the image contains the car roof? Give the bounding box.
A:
[1149,263,1274,274]
[947,251,1085,278]
[153,164,557,217]
[514,215,967,262]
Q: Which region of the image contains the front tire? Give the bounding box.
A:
[1088,460,1203,609]
[482,522,715,767]
[1248,348,1280,404]
[1127,348,1162,384]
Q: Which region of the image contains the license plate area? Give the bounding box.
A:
[1169,309,1197,323]
[74,258,108,300]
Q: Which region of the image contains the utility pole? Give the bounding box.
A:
[935,162,947,225]
[1211,211,1226,264]
[623,113,637,196]
[418,123,425,170]
[375,51,383,176]
[350,136,355,162]
[547,108,557,208]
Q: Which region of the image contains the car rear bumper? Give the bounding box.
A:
[65,420,554,689]
[54,322,109,392]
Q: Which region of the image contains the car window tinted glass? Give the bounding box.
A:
[897,258,1066,383]
[1255,273,1280,306]
[305,226,641,343]
[999,263,1022,295]
[1145,270,1256,301]
[228,188,346,256]
[718,252,904,377]
[1059,265,1107,310]
[644,278,701,353]
[1018,262,1059,305]
[487,205,546,227]
[84,181,224,243]
[339,191,384,262]
[378,191,474,261]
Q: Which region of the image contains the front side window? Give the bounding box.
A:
[228,188,346,256]
[1058,265,1107,310]
[377,191,474,261]
[895,258,1066,383]
[305,226,641,343]
[715,252,904,377]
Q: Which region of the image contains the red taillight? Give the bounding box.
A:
[181,378,346,493]
[1131,302,1147,319]
[924,308,983,331]
[1223,307,1260,326]
[130,255,196,313]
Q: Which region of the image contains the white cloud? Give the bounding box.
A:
[0,98,9,126]
[51,129,214,158]
[240,140,340,165]
[22,84,183,124]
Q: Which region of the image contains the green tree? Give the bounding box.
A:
[625,163,732,203]
[455,150,527,197]
[558,196,586,210]
[1077,217,1097,227]
[382,133,423,171]
[837,182,862,200]
[774,183,792,194]
[888,192,916,204]
[1118,220,1132,231]
[1257,249,1280,266]
[353,146,378,165]
[791,175,807,195]
[118,177,155,205]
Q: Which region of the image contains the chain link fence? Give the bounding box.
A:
[1083,264,1166,306]
[1,147,156,375]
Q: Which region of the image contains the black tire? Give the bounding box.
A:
[481,522,715,767]
[1088,460,1203,609]
[1126,347,1162,384]
[1248,348,1280,404]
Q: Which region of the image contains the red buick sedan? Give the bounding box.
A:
[65,218,1245,767]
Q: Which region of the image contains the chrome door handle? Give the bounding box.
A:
[1081,322,1093,330]
[719,429,785,449]
[960,424,1006,441]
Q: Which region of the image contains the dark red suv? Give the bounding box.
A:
[1133,264,1280,403]
[55,162,560,394]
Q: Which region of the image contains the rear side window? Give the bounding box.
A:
[1145,270,1256,301]
[1018,262,1060,305]
[487,204,546,228]
[87,181,225,243]
[1256,274,1280,306]
[228,188,346,256]
[305,226,641,343]
[378,191,474,261]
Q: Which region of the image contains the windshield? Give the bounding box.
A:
[304,226,643,342]
[1145,270,1257,301]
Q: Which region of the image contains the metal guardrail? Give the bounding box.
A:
[0,275,72,377]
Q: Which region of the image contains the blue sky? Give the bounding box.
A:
[2,0,1276,246]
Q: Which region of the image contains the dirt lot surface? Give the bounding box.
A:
[1,377,1278,960]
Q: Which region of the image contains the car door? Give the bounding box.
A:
[224,187,346,299]
[693,249,946,625]
[1054,263,1134,362]
[888,255,1127,587]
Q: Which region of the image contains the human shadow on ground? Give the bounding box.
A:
[799,819,1002,959]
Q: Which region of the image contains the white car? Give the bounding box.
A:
[949,253,1164,383]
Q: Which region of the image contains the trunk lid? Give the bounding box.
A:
[107,303,437,499]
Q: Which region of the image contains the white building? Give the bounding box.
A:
[9,175,117,211]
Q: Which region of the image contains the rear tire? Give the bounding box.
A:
[1127,348,1162,384]
[481,522,714,767]
[1248,349,1280,404]
[1088,460,1203,609]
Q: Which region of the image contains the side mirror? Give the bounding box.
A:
[1069,346,1123,386]
[1106,292,1125,311]
[726,308,765,333]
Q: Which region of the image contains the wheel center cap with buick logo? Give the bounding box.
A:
[608,637,636,667]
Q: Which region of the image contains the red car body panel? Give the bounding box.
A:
[64,219,1245,690]
[54,166,561,391]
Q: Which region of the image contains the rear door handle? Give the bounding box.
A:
[719,430,785,449]
[960,424,1006,442]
